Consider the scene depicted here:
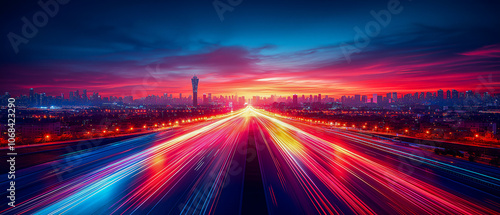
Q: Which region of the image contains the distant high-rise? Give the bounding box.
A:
[318,94,322,103]
[361,95,368,103]
[83,89,87,101]
[425,92,431,100]
[293,94,298,105]
[29,88,34,105]
[392,92,397,101]
[191,75,199,106]
[373,94,378,103]
[466,90,473,98]
[452,89,458,100]
[437,89,444,100]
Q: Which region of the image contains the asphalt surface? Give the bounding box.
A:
[1,107,499,214]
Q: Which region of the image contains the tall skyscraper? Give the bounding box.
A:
[466,90,473,98]
[437,89,444,100]
[191,75,199,106]
[293,94,298,105]
[373,94,378,103]
[452,89,458,100]
[83,89,87,101]
[426,92,433,100]
[29,88,34,105]
[392,92,397,102]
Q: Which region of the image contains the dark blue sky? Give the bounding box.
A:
[1,0,500,97]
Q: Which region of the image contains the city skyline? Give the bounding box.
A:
[9,85,497,102]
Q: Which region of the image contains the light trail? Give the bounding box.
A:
[1,107,499,214]
[249,107,500,214]
[2,109,250,215]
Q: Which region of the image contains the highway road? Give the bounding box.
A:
[1,107,500,214]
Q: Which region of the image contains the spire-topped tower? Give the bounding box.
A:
[191,75,199,106]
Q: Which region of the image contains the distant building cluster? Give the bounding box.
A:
[342,89,497,106]
[0,76,248,108]
[248,89,499,108]
[251,94,328,106]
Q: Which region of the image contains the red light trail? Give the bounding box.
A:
[2,107,499,214]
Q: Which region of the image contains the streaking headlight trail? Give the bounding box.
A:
[2,107,499,215]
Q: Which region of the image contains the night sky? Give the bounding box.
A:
[1,0,500,98]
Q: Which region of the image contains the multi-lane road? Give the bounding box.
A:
[2,107,500,214]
